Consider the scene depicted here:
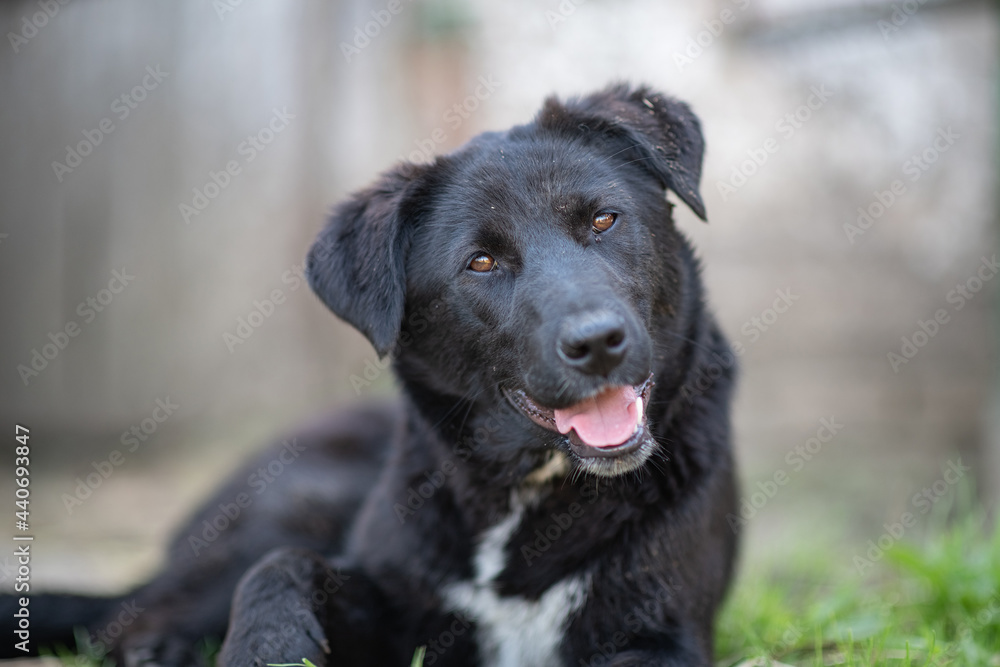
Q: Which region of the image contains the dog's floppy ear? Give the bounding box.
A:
[540,83,708,221]
[307,162,427,357]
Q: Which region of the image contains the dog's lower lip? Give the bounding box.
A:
[567,425,646,458]
[504,374,654,452]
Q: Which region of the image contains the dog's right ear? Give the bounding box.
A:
[539,84,708,221]
[307,162,427,357]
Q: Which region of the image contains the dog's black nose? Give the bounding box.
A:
[557,311,628,376]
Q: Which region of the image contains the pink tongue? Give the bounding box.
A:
[554,386,640,448]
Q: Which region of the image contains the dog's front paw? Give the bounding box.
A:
[217,547,335,667]
[218,613,330,667]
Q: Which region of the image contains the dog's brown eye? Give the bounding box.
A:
[468,253,497,272]
[593,212,617,233]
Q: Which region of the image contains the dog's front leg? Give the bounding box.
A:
[218,547,390,667]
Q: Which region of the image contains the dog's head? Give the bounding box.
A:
[308,84,707,478]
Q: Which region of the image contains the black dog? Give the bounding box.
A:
[7,84,738,667]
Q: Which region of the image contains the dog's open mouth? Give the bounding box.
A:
[505,375,655,466]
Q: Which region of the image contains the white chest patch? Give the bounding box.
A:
[442,494,591,667]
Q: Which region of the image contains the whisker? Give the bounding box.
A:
[657,328,716,356]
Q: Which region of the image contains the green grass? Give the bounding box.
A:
[715,499,1000,666]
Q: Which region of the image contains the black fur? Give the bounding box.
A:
[5,84,738,667]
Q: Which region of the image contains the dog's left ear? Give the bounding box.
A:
[307,162,428,357]
[541,84,708,221]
